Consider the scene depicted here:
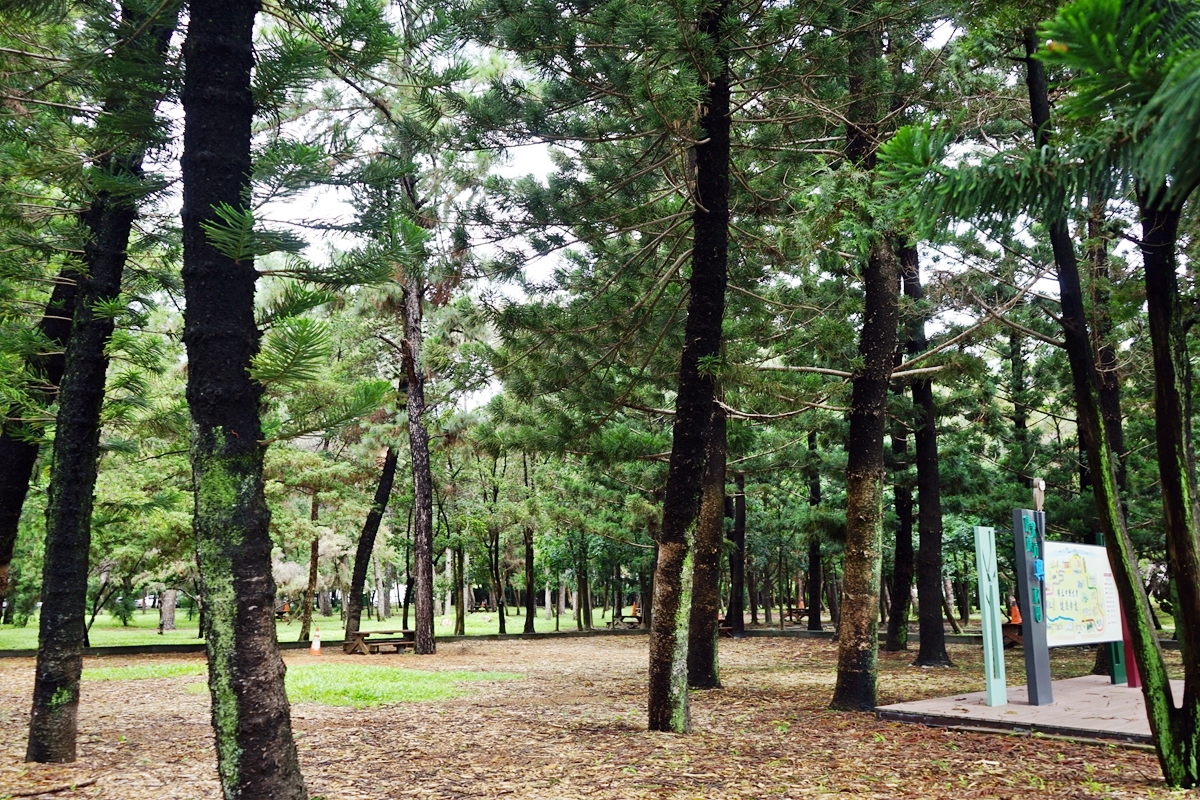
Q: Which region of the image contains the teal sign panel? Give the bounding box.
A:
[974,526,1007,707]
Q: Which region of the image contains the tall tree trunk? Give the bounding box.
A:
[401,283,435,655]
[647,0,729,734]
[906,247,952,667]
[885,424,913,650]
[0,273,77,603]
[26,5,178,764]
[158,589,177,634]
[176,2,306,795]
[298,496,319,642]
[829,8,893,712]
[1022,33,1190,787]
[1009,329,1032,487]
[688,404,726,688]
[747,563,758,624]
[807,431,824,632]
[522,453,536,634]
[319,589,331,618]
[454,546,466,635]
[726,472,746,636]
[372,554,386,621]
[345,448,398,642]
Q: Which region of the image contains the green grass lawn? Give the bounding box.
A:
[80,660,520,707]
[0,605,633,650]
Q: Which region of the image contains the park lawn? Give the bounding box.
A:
[0,606,632,650]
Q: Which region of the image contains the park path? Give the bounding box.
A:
[0,636,1172,798]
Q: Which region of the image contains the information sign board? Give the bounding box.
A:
[1043,541,1124,647]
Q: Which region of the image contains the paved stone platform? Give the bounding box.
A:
[877,674,1183,743]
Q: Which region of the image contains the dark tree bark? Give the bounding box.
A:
[0,273,77,603]
[454,546,466,635]
[401,282,435,654]
[1009,329,1032,488]
[647,0,729,734]
[885,423,913,651]
[1022,32,1194,786]
[345,448,398,643]
[298,496,319,642]
[522,453,536,634]
[26,5,178,764]
[830,11,893,712]
[807,431,824,632]
[688,403,726,688]
[906,247,952,667]
[726,472,746,636]
[179,3,307,793]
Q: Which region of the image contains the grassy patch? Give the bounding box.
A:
[285,664,521,707]
[83,662,207,681]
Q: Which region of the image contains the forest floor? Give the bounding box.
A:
[0,636,1188,799]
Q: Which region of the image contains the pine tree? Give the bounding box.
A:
[180,0,306,794]
[26,0,181,763]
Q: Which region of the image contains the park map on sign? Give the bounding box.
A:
[1042,542,1124,647]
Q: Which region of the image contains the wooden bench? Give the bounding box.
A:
[344,628,416,655]
[1002,622,1023,649]
[608,614,642,629]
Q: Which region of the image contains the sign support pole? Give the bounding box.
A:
[974,526,1006,706]
[1013,509,1052,705]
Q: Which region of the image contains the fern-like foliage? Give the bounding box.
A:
[250,316,332,388]
[255,283,335,328]
[199,202,307,263]
[266,378,391,442]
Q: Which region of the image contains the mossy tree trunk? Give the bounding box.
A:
[647,0,729,734]
[26,3,178,764]
[907,246,951,668]
[830,236,897,710]
[1022,33,1196,787]
[345,447,398,643]
[688,403,726,689]
[401,282,435,654]
[830,11,894,712]
[180,1,306,795]
[807,431,823,632]
[0,273,77,604]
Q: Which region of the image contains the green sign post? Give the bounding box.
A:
[974,526,1007,706]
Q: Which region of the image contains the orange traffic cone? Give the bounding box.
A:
[310,627,321,655]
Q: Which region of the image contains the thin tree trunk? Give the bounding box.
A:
[747,564,758,625]
[401,281,435,655]
[318,589,331,618]
[0,273,77,604]
[454,546,465,636]
[885,421,913,650]
[27,5,178,764]
[807,431,824,632]
[298,496,319,642]
[1022,33,1190,786]
[372,554,386,621]
[158,589,177,634]
[905,246,952,667]
[522,453,536,634]
[172,2,306,795]
[688,404,726,688]
[345,448,398,642]
[726,472,746,636]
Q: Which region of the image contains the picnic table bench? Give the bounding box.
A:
[608,614,642,629]
[781,608,810,623]
[343,628,417,655]
[1002,622,1023,648]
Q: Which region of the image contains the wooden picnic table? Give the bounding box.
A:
[343,628,416,655]
[609,614,642,629]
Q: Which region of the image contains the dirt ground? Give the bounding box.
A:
[0,636,1185,799]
